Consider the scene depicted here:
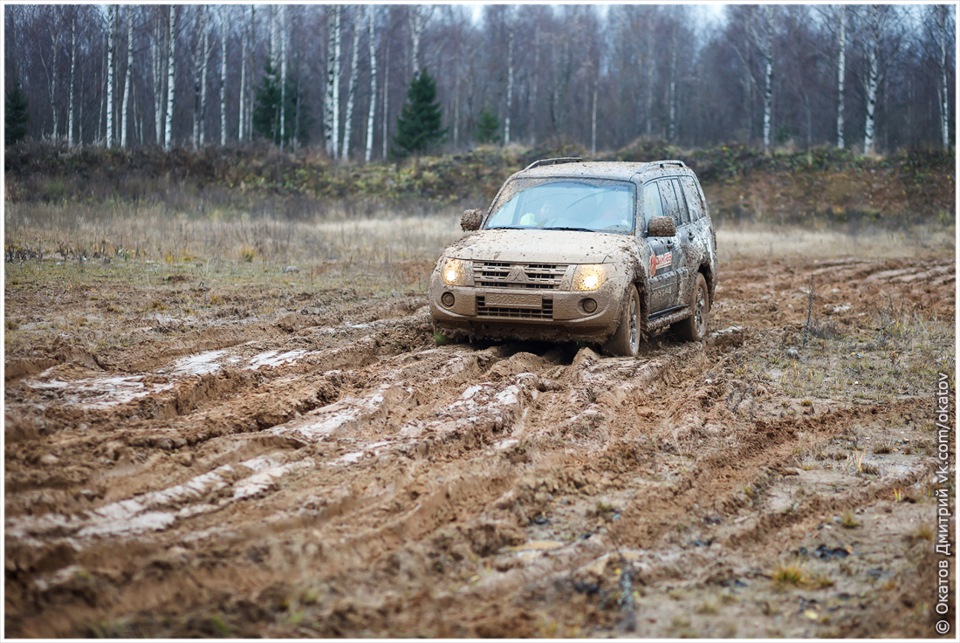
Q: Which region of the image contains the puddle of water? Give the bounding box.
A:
[169,350,227,376]
[26,376,175,409]
[246,350,309,370]
[11,456,317,544]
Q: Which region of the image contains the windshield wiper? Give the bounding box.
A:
[546,226,595,232]
[486,226,526,230]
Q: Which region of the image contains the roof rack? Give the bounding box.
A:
[654,159,685,168]
[523,157,583,171]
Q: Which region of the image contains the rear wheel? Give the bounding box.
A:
[675,273,709,342]
[603,285,642,357]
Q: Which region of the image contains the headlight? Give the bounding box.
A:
[572,264,607,291]
[441,258,470,286]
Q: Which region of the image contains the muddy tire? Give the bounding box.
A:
[603,285,642,357]
[675,273,709,342]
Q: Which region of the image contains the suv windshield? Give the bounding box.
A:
[484,178,636,234]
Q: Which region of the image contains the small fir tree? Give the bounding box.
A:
[394,69,445,156]
[5,82,29,144]
[474,108,500,144]
[252,61,307,147]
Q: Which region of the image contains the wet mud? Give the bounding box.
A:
[4,256,955,637]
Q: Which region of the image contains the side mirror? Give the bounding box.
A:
[647,216,676,238]
[461,208,484,231]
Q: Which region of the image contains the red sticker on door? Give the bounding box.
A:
[649,251,672,277]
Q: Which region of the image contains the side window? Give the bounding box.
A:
[658,180,683,226]
[641,182,664,231]
[671,178,691,225]
[679,176,704,222]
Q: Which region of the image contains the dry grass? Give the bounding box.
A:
[5,201,463,271]
[771,561,809,588]
[717,224,954,262]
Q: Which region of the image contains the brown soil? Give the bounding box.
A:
[4,254,955,638]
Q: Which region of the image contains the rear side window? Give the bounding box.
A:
[679,176,705,221]
[658,180,688,226]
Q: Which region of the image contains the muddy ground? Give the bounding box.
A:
[3,231,956,638]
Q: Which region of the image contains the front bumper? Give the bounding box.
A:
[429,275,627,343]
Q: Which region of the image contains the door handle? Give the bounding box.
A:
[687,231,695,241]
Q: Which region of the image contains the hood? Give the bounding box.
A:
[444,229,634,264]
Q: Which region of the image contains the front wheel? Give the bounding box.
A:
[674,273,710,342]
[603,285,642,357]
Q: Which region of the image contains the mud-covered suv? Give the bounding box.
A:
[429,158,717,356]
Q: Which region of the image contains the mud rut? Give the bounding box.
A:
[4,257,954,637]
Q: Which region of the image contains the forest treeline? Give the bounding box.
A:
[3,4,955,157]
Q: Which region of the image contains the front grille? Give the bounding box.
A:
[473,261,566,290]
[476,296,554,319]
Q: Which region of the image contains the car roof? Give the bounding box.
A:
[514,159,689,182]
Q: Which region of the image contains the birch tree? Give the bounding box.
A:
[932,5,953,150]
[219,7,227,146]
[862,6,884,155]
[238,5,248,142]
[503,9,515,146]
[105,5,115,146]
[762,6,774,152]
[279,5,287,149]
[152,7,166,145]
[164,5,176,151]
[324,5,342,159]
[341,7,361,160]
[409,6,424,77]
[193,5,209,148]
[68,13,77,146]
[364,6,378,162]
[668,17,678,142]
[120,6,133,148]
[836,6,846,149]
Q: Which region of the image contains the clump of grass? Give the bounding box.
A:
[813,574,835,588]
[840,511,860,529]
[910,524,934,541]
[874,442,893,454]
[697,599,719,615]
[771,561,809,588]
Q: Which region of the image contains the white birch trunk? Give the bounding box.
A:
[410,6,423,76]
[121,6,133,148]
[164,6,176,151]
[68,16,76,146]
[200,22,209,146]
[761,6,774,153]
[591,77,598,155]
[364,6,377,163]
[382,55,389,159]
[341,7,360,160]
[863,8,879,155]
[937,6,950,150]
[153,10,165,145]
[106,6,115,147]
[668,20,678,142]
[220,7,227,146]
[324,6,341,159]
[836,6,846,149]
[193,6,205,148]
[239,6,247,142]
[504,19,514,146]
[453,64,460,149]
[280,5,288,149]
